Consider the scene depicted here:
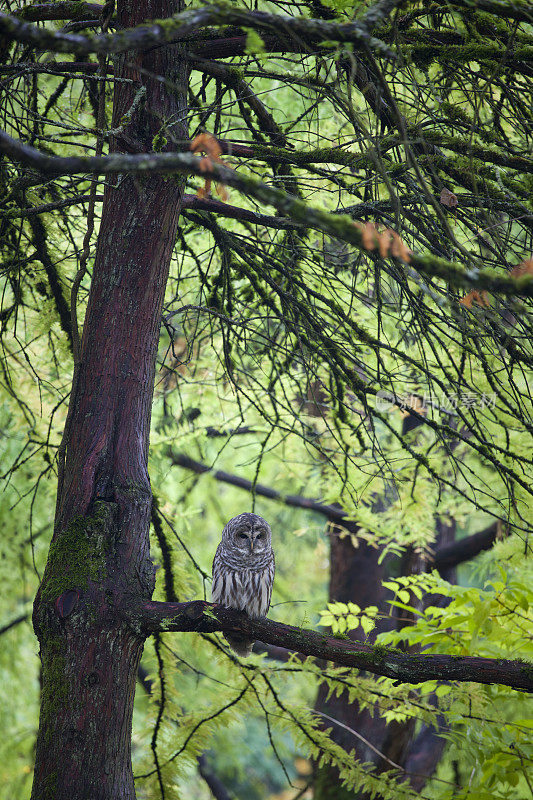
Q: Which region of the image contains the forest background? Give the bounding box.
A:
[0,0,532,799]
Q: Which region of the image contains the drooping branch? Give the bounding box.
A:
[132,600,533,693]
[172,453,506,572]
[137,664,233,800]
[26,214,73,349]
[2,131,531,298]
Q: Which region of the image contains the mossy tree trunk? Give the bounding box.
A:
[30,2,187,798]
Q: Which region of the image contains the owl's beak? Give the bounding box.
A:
[249,537,254,553]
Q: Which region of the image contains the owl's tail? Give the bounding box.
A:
[225,633,254,657]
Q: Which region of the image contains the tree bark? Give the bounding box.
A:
[132,601,533,691]
[31,2,187,798]
[314,521,393,799]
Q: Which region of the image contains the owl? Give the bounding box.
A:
[211,512,275,657]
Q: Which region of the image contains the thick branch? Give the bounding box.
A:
[446,0,533,22]
[15,2,104,22]
[2,131,531,297]
[0,5,393,58]
[134,600,533,692]
[432,522,501,573]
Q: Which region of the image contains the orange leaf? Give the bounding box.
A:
[355,222,411,262]
[378,230,391,258]
[190,133,228,200]
[440,188,458,208]
[460,290,490,308]
[390,231,412,263]
[354,221,378,250]
[510,258,533,279]
[190,133,223,161]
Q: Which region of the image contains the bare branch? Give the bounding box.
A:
[173,453,507,573]
[170,452,348,522]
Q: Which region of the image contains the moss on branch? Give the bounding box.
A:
[133,600,533,693]
[2,131,532,297]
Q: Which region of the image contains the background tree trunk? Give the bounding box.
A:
[313,518,394,799]
[30,2,187,798]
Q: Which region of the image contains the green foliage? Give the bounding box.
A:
[1,0,532,797]
[319,0,360,13]
[244,28,266,56]
[319,601,378,637]
[318,543,533,797]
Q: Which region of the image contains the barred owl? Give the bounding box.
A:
[211,512,275,657]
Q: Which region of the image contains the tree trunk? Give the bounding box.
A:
[314,512,459,799]
[31,2,187,798]
[376,517,458,787]
[313,520,394,799]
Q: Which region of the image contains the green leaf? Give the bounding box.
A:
[244,28,266,55]
[361,616,375,636]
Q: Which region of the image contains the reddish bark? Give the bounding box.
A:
[31,2,187,799]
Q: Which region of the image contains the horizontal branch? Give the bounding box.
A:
[432,522,501,572]
[132,600,533,693]
[4,190,301,230]
[0,4,393,58]
[447,0,533,22]
[182,195,303,229]
[170,452,348,522]
[15,2,104,22]
[2,130,531,297]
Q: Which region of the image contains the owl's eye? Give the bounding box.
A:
[238,533,248,539]
[256,533,264,538]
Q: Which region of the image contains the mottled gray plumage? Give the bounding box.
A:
[212,512,275,656]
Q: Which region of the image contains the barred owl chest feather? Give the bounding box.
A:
[212,553,274,618]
